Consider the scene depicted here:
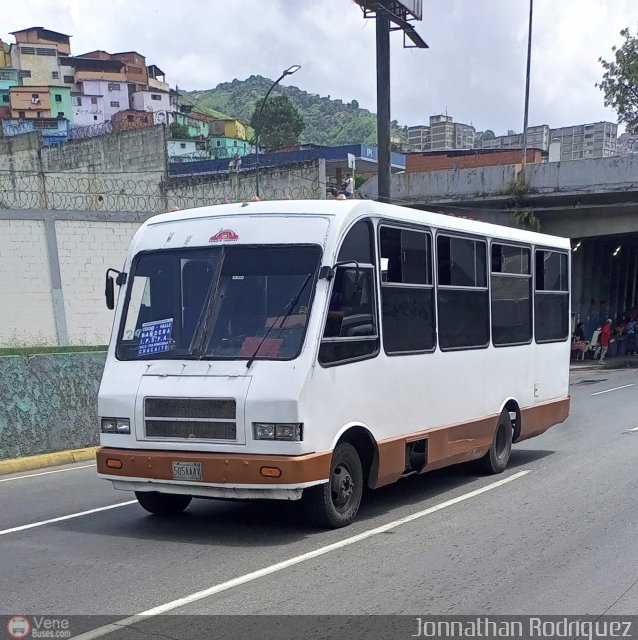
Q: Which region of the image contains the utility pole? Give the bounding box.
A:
[356,0,427,201]
[376,1,391,203]
[521,0,534,176]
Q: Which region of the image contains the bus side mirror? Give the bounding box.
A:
[105,268,123,310]
[105,274,115,310]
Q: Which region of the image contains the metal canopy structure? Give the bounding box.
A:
[355,0,428,49]
[354,1,427,203]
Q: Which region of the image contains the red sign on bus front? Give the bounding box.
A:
[209,229,239,243]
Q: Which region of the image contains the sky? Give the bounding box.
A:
[3,0,638,134]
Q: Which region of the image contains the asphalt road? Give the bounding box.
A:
[2,367,638,634]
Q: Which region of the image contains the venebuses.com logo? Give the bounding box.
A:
[7,617,30,639]
[6,615,71,639]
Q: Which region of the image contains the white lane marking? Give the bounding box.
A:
[0,464,97,484]
[590,383,635,396]
[74,470,530,640]
[0,500,137,536]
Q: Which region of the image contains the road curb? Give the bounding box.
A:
[0,446,98,476]
[571,357,638,372]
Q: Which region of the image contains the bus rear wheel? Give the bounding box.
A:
[135,491,192,515]
[303,442,363,528]
[477,409,513,474]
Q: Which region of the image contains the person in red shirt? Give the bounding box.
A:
[599,319,613,361]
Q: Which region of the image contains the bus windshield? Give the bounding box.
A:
[116,245,321,361]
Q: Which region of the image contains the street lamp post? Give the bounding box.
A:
[254,64,301,198]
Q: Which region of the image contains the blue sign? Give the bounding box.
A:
[138,319,174,355]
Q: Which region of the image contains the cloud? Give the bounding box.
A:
[3,0,637,133]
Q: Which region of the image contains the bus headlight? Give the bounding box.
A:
[101,418,130,434]
[253,423,302,441]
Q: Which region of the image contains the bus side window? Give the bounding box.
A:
[320,218,379,366]
[319,266,379,365]
[534,249,569,342]
[437,235,489,350]
[491,243,532,346]
[379,226,435,354]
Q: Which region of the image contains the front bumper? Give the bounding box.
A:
[96,447,331,500]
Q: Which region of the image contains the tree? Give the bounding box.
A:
[170,122,190,139]
[482,129,496,140]
[250,95,305,151]
[597,27,638,134]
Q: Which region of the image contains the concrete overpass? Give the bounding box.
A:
[359,154,638,337]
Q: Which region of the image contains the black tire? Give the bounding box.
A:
[303,442,363,528]
[477,409,513,474]
[135,491,192,515]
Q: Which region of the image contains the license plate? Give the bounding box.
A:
[172,462,202,482]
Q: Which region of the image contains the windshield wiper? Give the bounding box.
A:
[246,272,313,369]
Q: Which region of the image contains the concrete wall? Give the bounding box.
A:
[165,160,326,207]
[361,153,638,206]
[0,218,58,346]
[0,352,105,459]
[361,163,520,205]
[55,219,142,344]
[525,154,638,195]
[0,124,166,175]
[0,210,150,347]
[0,126,325,212]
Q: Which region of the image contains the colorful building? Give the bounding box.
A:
[9,85,51,118]
[208,118,247,141]
[10,27,71,86]
[167,138,209,159]
[2,117,69,144]
[0,39,12,68]
[8,85,70,120]
[0,68,20,115]
[76,79,130,123]
[48,86,72,120]
[172,112,210,138]
[210,136,250,159]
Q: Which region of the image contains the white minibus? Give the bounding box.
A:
[97,200,570,528]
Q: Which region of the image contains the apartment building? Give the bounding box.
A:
[549,122,617,160]
[425,115,475,150]
[407,125,430,151]
[480,122,616,159]
[481,124,550,151]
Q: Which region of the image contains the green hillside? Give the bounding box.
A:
[184,75,406,147]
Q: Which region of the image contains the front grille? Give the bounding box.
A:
[144,397,237,441]
[145,420,237,440]
[145,398,236,419]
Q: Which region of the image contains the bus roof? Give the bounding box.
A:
[148,200,570,250]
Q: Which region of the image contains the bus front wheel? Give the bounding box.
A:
[135,491,192,515]
[303,442,363,528]
[477,409,513,474]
